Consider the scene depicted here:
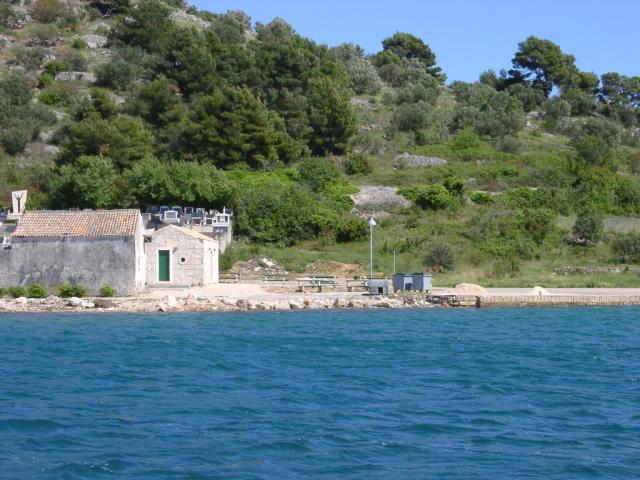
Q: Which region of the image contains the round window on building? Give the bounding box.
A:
[179,256,187,265]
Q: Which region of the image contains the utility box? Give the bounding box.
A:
[393,273,432,292]
[368,279,389,295]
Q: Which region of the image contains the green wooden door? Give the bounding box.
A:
[158,250,170,282]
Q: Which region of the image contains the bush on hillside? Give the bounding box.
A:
[572,208,603,244]
[424,243,454,271]
[27,284,47,298]
[611,232,640,263]
[9,286,26,298]
[29,0,64,23]
[336,216,369,243]
[58,284,87,298]
[99,284,116,297]
[344,153,373,175]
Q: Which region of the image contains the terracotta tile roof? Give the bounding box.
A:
[13,210,140,238]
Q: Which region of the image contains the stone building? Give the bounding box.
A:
[146,225,219,287]
[0,210,146,295]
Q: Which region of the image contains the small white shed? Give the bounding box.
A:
[146,225,219,287]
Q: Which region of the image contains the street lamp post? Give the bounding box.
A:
[368,217,376,282]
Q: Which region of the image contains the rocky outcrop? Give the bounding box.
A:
[80,34,108,49]
[55,72,97,83]
[169,10,210,28]
[394,152,448,168]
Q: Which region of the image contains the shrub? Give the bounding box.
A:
[0,3,22,28]
[27,284,47,298]
[9,286,26,298]
[399,184,460,212]
[424,243,454,271]
[344,153,373,175]
[99,284,116,297]
[28,22,59,46]
[59,284,87,298]
[58,49,87,71]
[611,232,640,263]
[0,287,7,298]
[71,38,87,49]
[298,157,341,192]
[29,0,65,23]
[336,216,369,243]
[491,257,521,278]
[95,59,138,90]
[469,191,494,205]
[572,208,603,244]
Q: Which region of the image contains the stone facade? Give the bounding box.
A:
[0,211,146,295]
[145,225,219,287]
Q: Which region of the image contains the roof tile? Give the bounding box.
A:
[13,210,140,238]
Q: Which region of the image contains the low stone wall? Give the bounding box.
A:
[440,295,640,308]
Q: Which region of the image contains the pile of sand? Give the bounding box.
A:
[454,283,489,295]
[529,286,550,296]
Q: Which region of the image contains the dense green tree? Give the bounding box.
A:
[379,32,443,80]
[113,0,173,53]
[298,157,340,192]
[306,76,356,155]
[57,114,154,169]
[572,208,603,243]
[451,83,525,137]
[512,36,582,96]
[51,155,120,208]
[124,156,231,207]
[178,87,304,167]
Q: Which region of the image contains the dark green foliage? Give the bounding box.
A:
[96,59,138,90]
[113,0,173,53]
[306,76,356,155]
[72,38,87,49]
[38,81,82,108]
[99,284,116,297]
[336,216,368,243]
[378,32,443,81]
[298,157,340,192]
[179,87,304,167]
[511,36,583,97]
[9,286,26,298]
[399,184,460,212]
[125,157,231,207]
[344,153,373,175]
[572,208,603,243]
[611,232,640,263]
[443,176,464,197]
[57,114,154,169]
[0,287,6,298]
[1,71,54,155]
[27,284,47,298]
[59,284,87,298]
[425,243,454,271]
[452,82,525,138]
[52,155,120,208]
[232,173,339,245]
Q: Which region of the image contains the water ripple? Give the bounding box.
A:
[0,307,639,479]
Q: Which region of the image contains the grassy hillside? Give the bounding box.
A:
[1,0,640,286]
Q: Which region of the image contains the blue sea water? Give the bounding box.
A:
[0,308,639,479]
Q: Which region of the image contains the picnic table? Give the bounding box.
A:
[296,276,337,292]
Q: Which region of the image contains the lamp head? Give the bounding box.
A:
[368,217,376,227]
